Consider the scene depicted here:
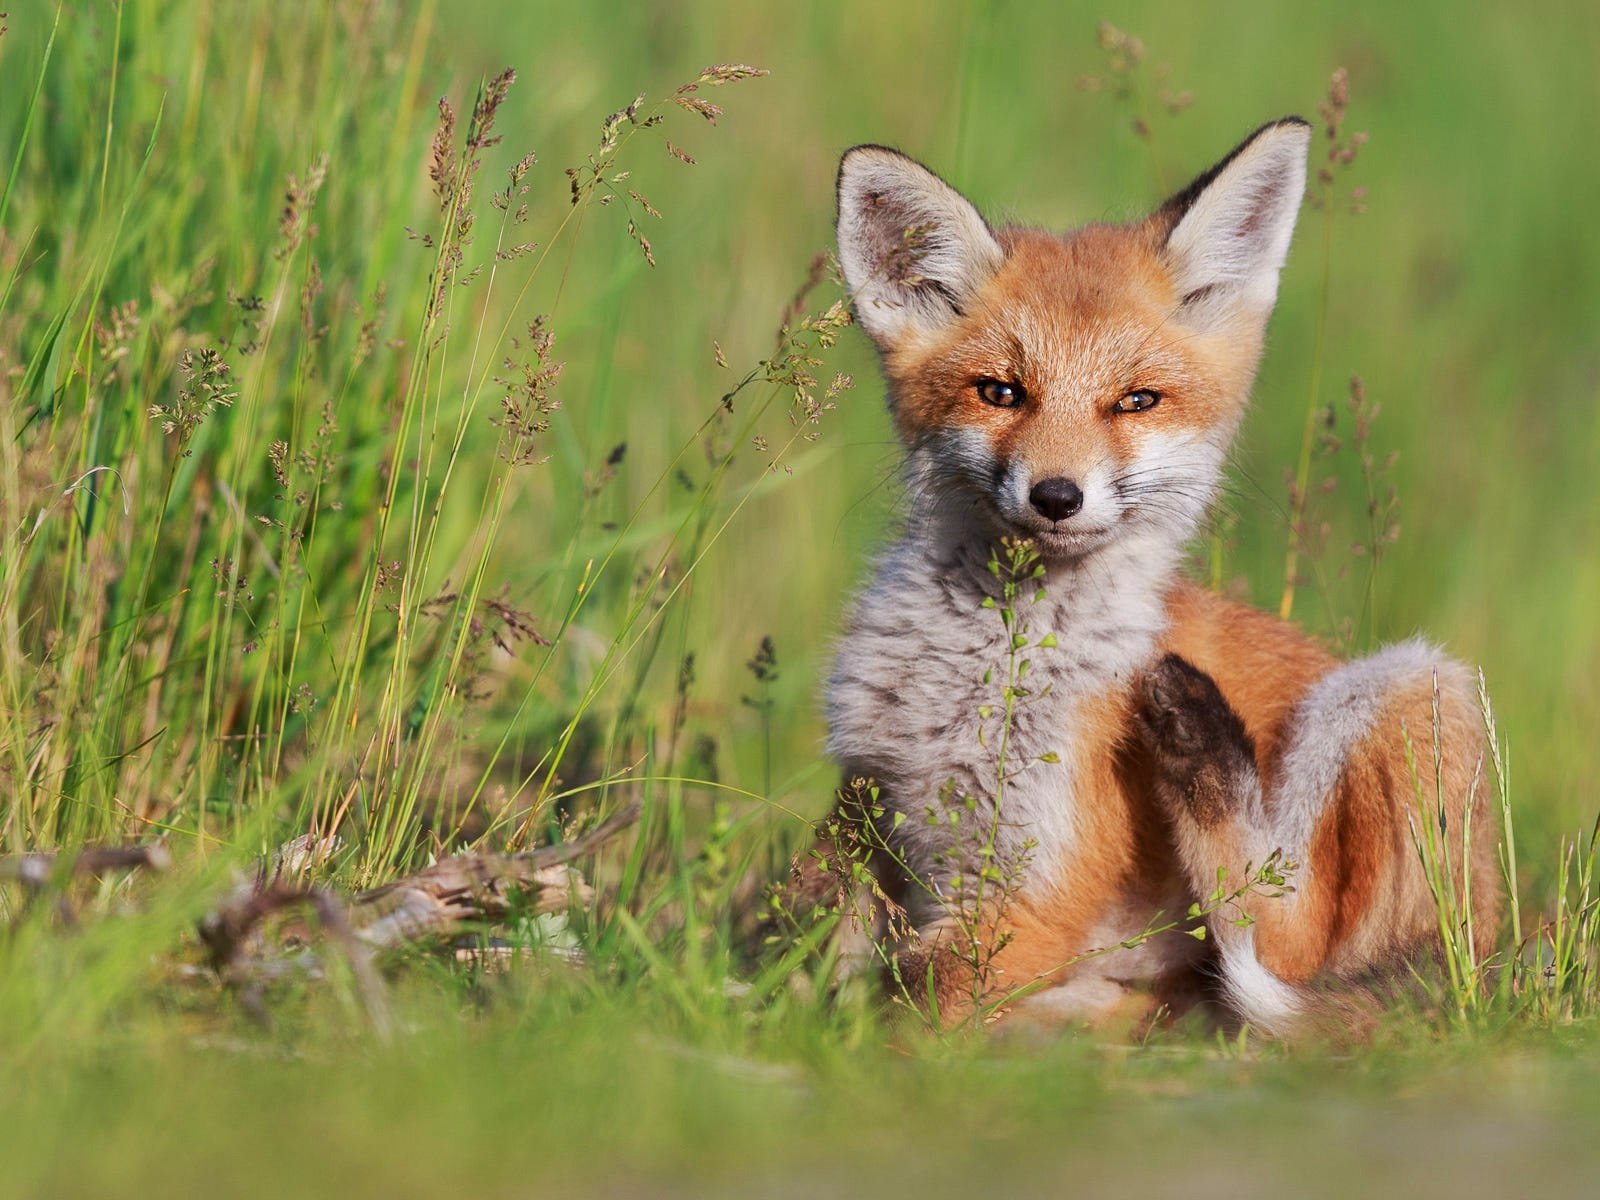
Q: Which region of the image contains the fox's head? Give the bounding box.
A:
[836,119,1309,560]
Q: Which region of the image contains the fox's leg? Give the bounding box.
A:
[770,796,1124,1025]
[1136,645,1497,1036]
[895,898,1207,1033]
[894,903,1146,1030]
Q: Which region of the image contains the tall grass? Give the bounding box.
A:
[1408,673,1600,1028]
[0,6,838,892]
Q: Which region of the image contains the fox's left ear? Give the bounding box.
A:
[1156,118,1310,333]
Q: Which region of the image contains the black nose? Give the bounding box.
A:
[1029,477,1083,522]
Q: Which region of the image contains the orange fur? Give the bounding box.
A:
[900,587,1495,1026]
[885,227,1258,474]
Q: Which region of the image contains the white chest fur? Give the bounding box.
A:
[825,519,1181,922]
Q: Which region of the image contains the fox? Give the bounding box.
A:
[817,117,1498,1037]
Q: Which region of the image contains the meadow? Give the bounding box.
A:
[2,1,1599,1195]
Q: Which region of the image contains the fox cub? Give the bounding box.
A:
[822,118,1496,1035]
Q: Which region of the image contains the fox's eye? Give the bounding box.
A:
[976,379,1026,408]
[1113,389,1161,414]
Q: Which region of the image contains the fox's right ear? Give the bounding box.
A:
[836,146,1003,350]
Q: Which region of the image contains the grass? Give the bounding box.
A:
[2,1,1600,1195]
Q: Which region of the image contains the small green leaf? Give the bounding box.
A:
[980,596,996,609]
[1038,751,1060,764]
[1036,632,1057,648]
[1189,926,1208,941]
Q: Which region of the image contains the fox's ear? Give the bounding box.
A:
[836,146,1004,349]
[1156,118,1310,332]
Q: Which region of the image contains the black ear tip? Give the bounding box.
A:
[1156,116,1313,227]
[1241,117,1310,146]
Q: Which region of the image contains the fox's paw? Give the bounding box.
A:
[1135,655,1257,828]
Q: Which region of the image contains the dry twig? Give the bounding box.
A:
[199,882,393,1039]
[1,843,172,925]
[198,802,641,1028]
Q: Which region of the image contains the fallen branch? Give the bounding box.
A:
[198,801,641,1027]
[0,843,173,889]
[353,800,638,947]
[199,882,392,1040]
[2,843,172,925]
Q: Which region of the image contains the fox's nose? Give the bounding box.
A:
[1029,477,1083,522]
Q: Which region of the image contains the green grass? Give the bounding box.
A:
[2,1,1600,1195]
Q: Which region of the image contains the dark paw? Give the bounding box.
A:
[1135,655,1257,824]
[1136,655,1253,757]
